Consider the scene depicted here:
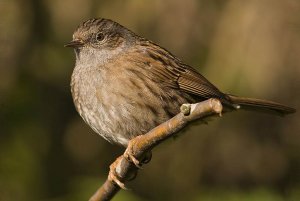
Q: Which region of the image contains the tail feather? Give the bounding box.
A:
[227,94,296,116]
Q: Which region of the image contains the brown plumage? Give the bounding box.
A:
[66,18,295,147]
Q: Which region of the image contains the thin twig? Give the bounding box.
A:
[89,98,223,201]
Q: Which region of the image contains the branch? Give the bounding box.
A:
[89,98,223,201]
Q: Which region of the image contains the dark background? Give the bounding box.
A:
[0,0,299,200]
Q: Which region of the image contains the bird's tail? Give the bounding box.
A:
[227,94,296,116]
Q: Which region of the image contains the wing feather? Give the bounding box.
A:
[134,41,228,101]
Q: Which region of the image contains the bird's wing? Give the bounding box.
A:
[132,41,227,101]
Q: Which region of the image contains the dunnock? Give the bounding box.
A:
[65,18,295,147]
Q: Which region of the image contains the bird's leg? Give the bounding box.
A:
[124,137,142,168]
[123,135,152,169]
[109,135,152,189]
[124,150,141,169]
[108,156,128,190]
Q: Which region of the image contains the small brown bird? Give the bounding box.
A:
[65,18,295,147]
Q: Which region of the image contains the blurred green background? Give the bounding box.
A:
[0,0,299,200]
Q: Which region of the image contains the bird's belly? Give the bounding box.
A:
[75,91,171,146]
[71,68,195,147]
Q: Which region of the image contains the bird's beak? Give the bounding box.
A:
[64,39,84,48]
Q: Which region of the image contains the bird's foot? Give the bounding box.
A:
[108,156,128,190]
[124,144,142,169]
[123,136,152,169]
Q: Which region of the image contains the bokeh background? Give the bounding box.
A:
[0,0,299,200]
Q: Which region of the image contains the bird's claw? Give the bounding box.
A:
[108,156,129,190]
[124,136,152,169]
[124,148,143,169]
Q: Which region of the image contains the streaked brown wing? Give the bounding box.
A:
[134,41,227,100]
[177,64,226,99]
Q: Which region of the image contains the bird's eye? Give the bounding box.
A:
[96,33,105,42]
